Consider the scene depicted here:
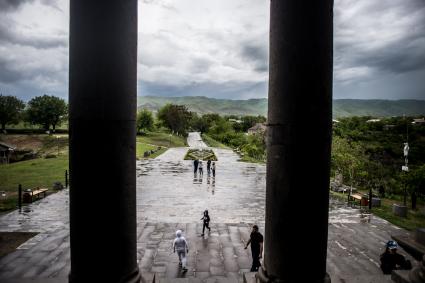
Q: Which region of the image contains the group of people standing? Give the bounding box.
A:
[194,159,216,177]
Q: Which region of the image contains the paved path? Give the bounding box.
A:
[0,133,416,282]
[187,132,208,148]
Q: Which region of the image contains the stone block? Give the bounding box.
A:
[393,204,407,217]
[372,197,381,207]
[415,228,425,247]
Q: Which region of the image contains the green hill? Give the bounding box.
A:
[332,99,425,118]
[137,96,267,116]
[137,96,425,117]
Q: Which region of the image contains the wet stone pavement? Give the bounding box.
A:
[0,132,416,282]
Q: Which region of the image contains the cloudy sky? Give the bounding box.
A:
[0,0,424,101]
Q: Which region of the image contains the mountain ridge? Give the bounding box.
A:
[137,96,425,117]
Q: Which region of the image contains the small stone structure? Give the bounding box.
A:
[371,197,381,207]
[0,141,15,164]
[393,204,408,217]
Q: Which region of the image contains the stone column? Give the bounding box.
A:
[69,0,140,282]
[259,1,333,282]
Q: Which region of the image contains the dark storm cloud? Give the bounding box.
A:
[0,0,59,12]
[334,0,425,76]
[0,0,33,12]
[0,20,67,49]
[240,43,268,72]
[0,53,65,84]
[0,58,22,83]
[333,0,425,99]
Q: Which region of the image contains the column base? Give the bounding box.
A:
[123,268,142,283]
[256,267,331,283]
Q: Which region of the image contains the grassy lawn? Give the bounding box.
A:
[136,132,187,147]
[329,190,425,231]
[0,155,69,211]
[239,155,266,164]
[136,142,167,159]
[202,134,266,163]
[201,134,229,149]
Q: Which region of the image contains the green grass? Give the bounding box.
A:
[239,155,266,164]
[201,134,229,149]
[136,142,167,159]
[329,190,425,231]
[202,134,266,163]
[0,155,69,211]
[136,131,187,147]
[5,121,69,130]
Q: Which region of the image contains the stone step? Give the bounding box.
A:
[0,278,67,283]
[243,272,258,283]
[330,275,394,283]
[157,279,202,283]
[242,273,394,283]
[157,278,240,283]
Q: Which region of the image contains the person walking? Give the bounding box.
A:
[173,230,189,272]
[200,210,211,236]
[211,161,216,177]
[207,160,211,175]
[244,225,263,272]
[198,160,203,177]
[193,159,199,174]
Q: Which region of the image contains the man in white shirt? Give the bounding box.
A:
[173,230,189,272]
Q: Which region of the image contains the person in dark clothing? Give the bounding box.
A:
[207,160,211,175]
[193,159,199,174]
[380,240,411,274]
[198,161,204,177]
[200,210,211,236]
[212,162,216,177]
[244,225,264,272]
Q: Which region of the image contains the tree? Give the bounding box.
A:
[157,104,192,135]
[404,164,425,210]
[241,115,266,132]
[26,95,67,132]
[331,136,367,190]
[136,109,154,134]
[0,95,25,131]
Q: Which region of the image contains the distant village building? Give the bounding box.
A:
[228,118,242,124]
[366,119,381,123]
[412,118,425,125]
[247,123,267,135]
[332,119,340,127]
[0,142,15,164]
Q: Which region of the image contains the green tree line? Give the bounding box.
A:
[137,103,267,161]
[331,116,425,209]
[0,94,67,132]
